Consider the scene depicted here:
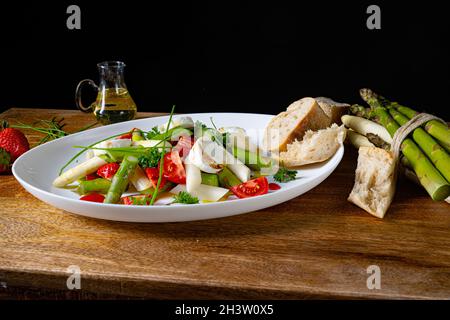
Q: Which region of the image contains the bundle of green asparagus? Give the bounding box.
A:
[349,89,450,202]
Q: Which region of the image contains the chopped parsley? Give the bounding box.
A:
[172,191,199,204]
[138,148,161,169]
[145,126,161,140]
[273,168,297,183]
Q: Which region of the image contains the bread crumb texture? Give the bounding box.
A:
[348,147,396,218]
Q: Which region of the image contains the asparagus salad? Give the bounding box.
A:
[53,111,293,205]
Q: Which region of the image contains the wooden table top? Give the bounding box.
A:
[0,108,449,300]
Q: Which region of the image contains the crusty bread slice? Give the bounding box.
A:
[348,147,396,219]
[279,124,346,167]
[262,97,330,152]
[314,97,350,125]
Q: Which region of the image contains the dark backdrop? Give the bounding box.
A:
[1,1,449,118]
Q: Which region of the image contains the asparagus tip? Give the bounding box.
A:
[359,88,375,101]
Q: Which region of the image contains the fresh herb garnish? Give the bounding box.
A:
[273,168,297,183]
[145,126,161,140]
[138,148,161,169]
[149,105,176,206]
[131,196,151,205]
[172,191,199,204]
[12,117,97,146]
[60,131,127,175]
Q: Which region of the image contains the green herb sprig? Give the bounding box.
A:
[273,168,297,183]
[138,148,161,169]
[12,117,97,146]
[145,126,161,140]
[149,105,176,205]
[172,191,199,204]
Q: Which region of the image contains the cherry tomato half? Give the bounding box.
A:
[145,167,167,190]
[80,193,105,203]
[161,151,186,184]
[230,177,269,199]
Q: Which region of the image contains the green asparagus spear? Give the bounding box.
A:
[389,108,450,182]
[78,178,111,195]
[350,104,374,119]
[360,89,450,200]
[231,146,273,171]
[392,105,450,153]
[218,166,242,188]
[104,155,139,203]
[363,89,450,153]
[201,173,220,187]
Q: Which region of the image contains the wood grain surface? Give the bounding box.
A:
[0,108,449,300]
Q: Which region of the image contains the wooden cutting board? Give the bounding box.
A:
[0,108,449,299]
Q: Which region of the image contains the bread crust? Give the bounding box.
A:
[314,97,350,125]
[263,98,330,152]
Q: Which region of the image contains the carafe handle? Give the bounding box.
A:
[75,79,99,113]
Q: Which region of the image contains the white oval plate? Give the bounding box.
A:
[12,113,344,223]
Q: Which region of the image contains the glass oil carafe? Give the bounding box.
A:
[76,61,137,125]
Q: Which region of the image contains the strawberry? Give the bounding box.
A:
[0,121,30,174]
[85,173,100,181]
[97,162,120,180]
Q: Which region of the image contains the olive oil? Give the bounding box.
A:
[92,88,137,125]
[76,61,138,125]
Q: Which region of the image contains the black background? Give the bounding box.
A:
[0,1,449,118]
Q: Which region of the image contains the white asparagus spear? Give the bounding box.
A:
[158,116,194,132]
[185,152,202,193]
[203,137,250,182]
[188,138,222,174]
[347,130,375,149]
[53,156,108,187]
[341,115,392,144]
[129,166,152,191]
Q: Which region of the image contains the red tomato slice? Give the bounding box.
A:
[269,183,281,190]
[230,177,269,199]
[80,193,105,203]
[144,167,167,189]
[174,136,194,159]
[161,151,186,184]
